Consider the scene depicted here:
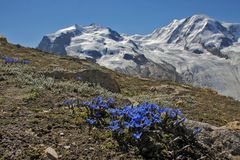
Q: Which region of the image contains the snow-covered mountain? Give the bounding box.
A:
[37,15,240,100]
[146,15,237,48]
[38,23,181,81]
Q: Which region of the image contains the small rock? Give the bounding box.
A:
[223,121,240,130]
[60,132,64,136]
[89,147,95,151]
[150,87,157,92]
[64,145,70,149]
[45,147,58,160]
[43,110,50,113]
[72,142,76,145]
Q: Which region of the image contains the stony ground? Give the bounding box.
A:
[0,38,240,159]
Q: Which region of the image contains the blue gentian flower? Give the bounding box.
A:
[107,97,115,104]
[175,109,183,116]
[174,117,186,126]
[109,120,119,125]
[131,114,143,121]
[95,111,102,117]
[108,108,121,116]
[89,104,98,109]
[100,104,109,109]
[132,132,142,139]
[124,121,133,129]
[193,127,202,135]
[153,117,162,123]
[86,118,96,125]
[107,121,120,131]
[134,122,143,128]
[143,118,152,127]
[94,96,103,105]
[63,99,75,105]
[22,60,30,64]
[107,125,120,131]
[168,110,177,119]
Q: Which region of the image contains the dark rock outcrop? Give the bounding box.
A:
[117,59,182,82]
[45,69,120,93]
[84,50,102,59]
[38,30,81,55]
[0,36,7,44]
[78,69,121,93]
[107,28,124,41]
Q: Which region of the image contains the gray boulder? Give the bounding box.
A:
[45,147,59,160]
[187,120,240,158]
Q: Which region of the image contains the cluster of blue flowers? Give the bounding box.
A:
[64,97,206,158]
[75,96,201,140]
[107,103,186,139]
[2,56,30,64]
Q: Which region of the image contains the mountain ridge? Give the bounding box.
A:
[37,14,240,100]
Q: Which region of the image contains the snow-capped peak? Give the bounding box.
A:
[188,14,212,21]
[143,14,237,51]
[46,24,84,42]
[45,23,124,43]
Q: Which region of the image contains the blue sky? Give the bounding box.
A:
[0,0,240,47]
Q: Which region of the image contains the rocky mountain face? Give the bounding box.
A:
[37,15,240,100]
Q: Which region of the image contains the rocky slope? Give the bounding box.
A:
[38,15,240,100]
[1,37,240,159]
